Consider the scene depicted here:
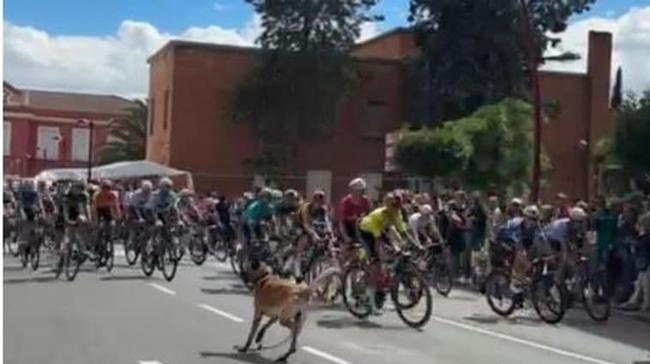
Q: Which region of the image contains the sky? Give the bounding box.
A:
[3,0,650,97]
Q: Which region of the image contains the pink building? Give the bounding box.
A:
[3,82,135,177]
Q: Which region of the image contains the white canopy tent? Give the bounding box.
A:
[36,160,194,189]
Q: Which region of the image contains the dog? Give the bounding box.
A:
[235,259,339,362]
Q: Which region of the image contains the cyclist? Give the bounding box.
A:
[338,178,371,243]
[16,179,43,249]
[177,188,201,225]
[92,179,121,224]
[358,192,410,315]
[544,207,589,255]
[148,178,178,224]
[130,180,154,222]
[291,190,333,279]
[214,194,234,243]
[241,188,274,244]
[408,204,442,249]
[63,180,91,259]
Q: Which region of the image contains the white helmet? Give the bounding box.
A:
[348,177,367,191]
[510,198,523,206]
[140,180,153,192]
[419,204,433,215]
[569,207,588,221]
[158,177,173,190]
[523,205,540,219]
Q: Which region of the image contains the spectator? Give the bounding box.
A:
[593,199,618,266]
[619,212,650,311]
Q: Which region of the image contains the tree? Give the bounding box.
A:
[613,89,650,178]
[611,67,623,110]
[395,126,470,179]
[98,100,148,164]
[395,98,536,196]
[233,0,382,177]
[407,0,595,124]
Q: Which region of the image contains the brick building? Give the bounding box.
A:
[3,82,135,177]
[147,29,612,201]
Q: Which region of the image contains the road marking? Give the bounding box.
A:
[198,303,244,323]
[148,283,176,296]
[302,346,351,364]
[138,361,163,364]
[433,316,615,364]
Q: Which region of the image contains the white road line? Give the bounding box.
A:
[138,361,163,364]
[198,303,244,323]
[147,283,176,296]
[302,346,351,364]
[433,316,615,364]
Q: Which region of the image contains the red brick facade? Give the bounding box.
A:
[3,82,135,177]
[147,30,612,201]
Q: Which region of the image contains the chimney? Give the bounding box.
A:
[586,31,613,200]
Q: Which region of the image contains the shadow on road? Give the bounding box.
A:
[202,275,238,281]
[463,313,545,327]
[3,265,28,272]
[562,312,650,351]
[316,315,406,331]
[199,351,276,364]
[100,275,153,281]
[200,287,250,296]
[4,276,58,284]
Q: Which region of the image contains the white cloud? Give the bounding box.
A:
[359,22,379,42]
[3,18,262,98]
[542,6,650,94]
[213,2,230,12]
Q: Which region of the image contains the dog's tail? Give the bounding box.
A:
[307,266,341,292]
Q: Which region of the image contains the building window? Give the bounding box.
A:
[71,128,90,161]
[36,126,60,160]
[360,101,386,138]
[163,89,170,130]
[149,98,155,135]
[4,121,11,156]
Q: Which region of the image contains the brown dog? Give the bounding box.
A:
[235,260,339,362]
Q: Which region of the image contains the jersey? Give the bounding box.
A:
[64,191,89,221]
[298,202,331,233]
[242,200,273,225]
[93,190,120,221]
[359,207,407,239]
[408,212,440,244]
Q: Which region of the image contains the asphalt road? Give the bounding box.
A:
[4,248,650,364]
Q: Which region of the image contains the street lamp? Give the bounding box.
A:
[77,119,94,183]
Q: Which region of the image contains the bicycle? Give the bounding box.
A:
[416,241,453,297]
[94,219,115,272]
[561,253,611,322]
[19,214,44,271]
[342,239,433,329]
[61,219,86,281]
[140,219,179,281]
[484,240,566,324]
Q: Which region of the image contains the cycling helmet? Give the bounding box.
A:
[569,207,588,221]
[284,189,299,199]
[384,192,401,209]
[140,180,153,192]
[523,205,540,219]
[258,188,272,199]
[419,204,433,215]
[348,178,367,191]
[312,189,326,200]
[159,177,173,190]
[72,179,86,189]
[271,189,283,200]
[510,198,523,206]
[100,179,113,189]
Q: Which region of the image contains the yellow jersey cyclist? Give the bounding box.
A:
[358,192,411,315]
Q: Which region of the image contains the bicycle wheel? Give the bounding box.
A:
[485,270,516,317]
[20,244,29,268]
[105,238,114,272]
[140,243,156,277]
[161,242,178,281]
[214,239,228,262]
[531,274,566,324]
[189,236,208,266]
[125,236,140,266]
[391,269,432,328]
[65,244,82,281]
[54,252,65,279]
[582,271,611,322]
[30,240,40,271]
[433,260,453,297]
[341,266,372,319]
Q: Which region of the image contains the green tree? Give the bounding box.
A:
[234,0,382,177]
[98,100,148,164]
[395,126,470,179]
[396,98,536,195]
[611,67,623,110]
[407,0,595,124]
[613,90,650,178]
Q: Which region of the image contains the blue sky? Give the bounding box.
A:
[5,0,648,37]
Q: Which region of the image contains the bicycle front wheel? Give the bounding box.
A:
[341,266,372,319]
[582,270,610,322]
[65,244,81,281]
[392,268,432,328]
[485,270,516,317]
[189,236,208,266]
[105,238,114,272]
[433,260,453,297]
[161,242,178,281]
[531,274,566,324]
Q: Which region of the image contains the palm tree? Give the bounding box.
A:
[99,99,147,164]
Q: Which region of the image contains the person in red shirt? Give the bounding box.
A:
[338,178,371,242]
